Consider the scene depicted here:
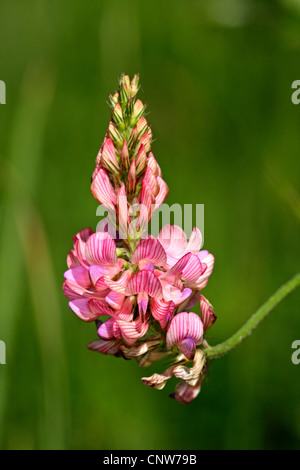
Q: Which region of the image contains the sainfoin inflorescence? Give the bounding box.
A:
[63,74,216,404]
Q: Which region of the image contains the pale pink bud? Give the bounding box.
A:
[112,103,125,130]
[130,74,140,97]
[136,116,148,137]
[130,99,145,127]
[140,132,151,153]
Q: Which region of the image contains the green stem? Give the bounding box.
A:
[205,273,300,360]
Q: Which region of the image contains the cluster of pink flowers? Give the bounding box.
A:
[63,74,216,403]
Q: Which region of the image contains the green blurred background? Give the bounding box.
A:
[0,0,300,450]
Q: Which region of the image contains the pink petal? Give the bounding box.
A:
[97,317,115,340]
[154,176,169,209]
[63,280,82,300]
[101,138,120,172]
[125,270,163,298]
[64,266,91,288]
[89,265,119,287]
[85,232,118,266]
[117,317,149,345]
[162,286,192,307]
[87,338,121,355]
[193,254,215,289]
[166,312,203,350]
[185,227,203,254]
[105,290,125,310]
[67,249,80,269]
[104,270,133,293]
[132,238,167,269]
[182,254,206,286]
[88,299,114,316]
[177,338,196,360]
[199,295,217,331]
[91,168,117,208]
[112,297,135,321]
[69,298,99,322]
[117,185,129,239]
[158,225,187,266]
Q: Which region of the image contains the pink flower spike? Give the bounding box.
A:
[64,266,91,288]
[86,232,118,267]
[125,270,163,299]
[91,168,117,209]
[132,238,167,269]
[199,295,217,331]
[166,312,203,359]
[69,298,99,322]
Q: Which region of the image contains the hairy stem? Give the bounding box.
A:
[205,273,300,359]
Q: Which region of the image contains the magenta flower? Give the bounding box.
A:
[63,74,216,403]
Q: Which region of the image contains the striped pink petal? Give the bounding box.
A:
[112,297,135,321]
[125,270,163,298]
[104,269,133,293]
[67,249,80,269]
[85,232,118,266]
[185,227,203,254]
[64,266,91,288]
[105,290,125,310]
[91,168,117,208]
[88,299,114,316]
[150,298,175,330]
[117,317,149,345]
[63,280,82,300]
[162,285,192,307]
[132,238,167,269]
[158,225,187,266]
[182,254,206,286]
[166,312,203,354]
[193,253,215,289]
[101,138,120,173]
[73,228,94,268]
[199,295,217,331]
[69,298,99,322]
[147,152,161,177]
[89,265,119,287]
[87,338,121,355]
[137,292,149,322]
[154,176,169,209]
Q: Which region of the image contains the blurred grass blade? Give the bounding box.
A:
[0,67,69,449]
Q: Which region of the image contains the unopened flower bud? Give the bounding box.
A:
[130,99,146,127]
[120,140,130,170]
[112,103,125,131]
[127,158,136,194]
[137,116,148,137]
[130,74,140,97]
[140,132,151,153]
[108,92,119,108]
[108,121,123,148]
[128,125,138,150]
[136,144,147,177]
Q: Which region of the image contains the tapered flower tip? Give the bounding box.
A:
[166,312,203,360]
[101,138,120,174]
[199,295,217,331]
